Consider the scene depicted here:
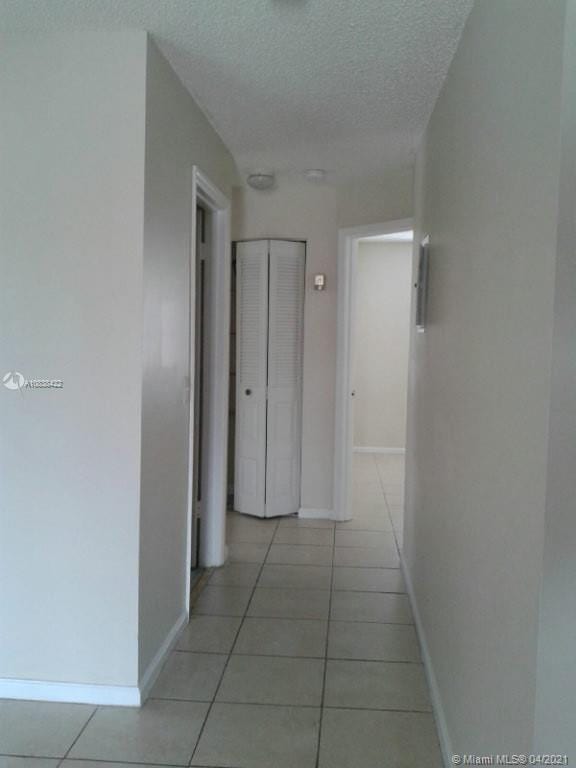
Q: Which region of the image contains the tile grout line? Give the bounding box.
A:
[55,705,99,768]
[225,562,401,569]
[145,697,432,714]
[2,755,239,768]
[372,453,404,559]
[314,519,335,768]
[187,515,281,767]
[192,612,413,625]
[225,560,402,569]
[151,653,422,665]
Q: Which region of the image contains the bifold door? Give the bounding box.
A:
[235,240,269,518]
[235,239,305,518]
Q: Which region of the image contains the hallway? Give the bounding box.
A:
[0,455,442,768]
[3,0,575,757]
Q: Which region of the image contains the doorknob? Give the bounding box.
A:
[351,390,356,397]
[245,388,252,396]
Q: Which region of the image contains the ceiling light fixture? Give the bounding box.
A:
[304,169,327,183]
[247,171,276,191]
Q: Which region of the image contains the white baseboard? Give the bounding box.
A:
[298,507,337,520]
[0,678,141,706]
[400,553,452,767]
[201,543,229,569]
[0,612,188,707]
[139,611,188,703]
[354,446,406,455]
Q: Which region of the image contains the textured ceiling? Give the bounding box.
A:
[0,0,474,181]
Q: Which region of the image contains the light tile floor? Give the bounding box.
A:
[0,454,442,768]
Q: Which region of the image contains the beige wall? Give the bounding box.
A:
[0,30,147,687]
[336,169,413,229]
[232,180,338,511]
[233,174,412,511]
[353,241,412,450]
[0,29,240,694]
[139,39,239,677]
[534,0,576,754]
[405,0,566,755]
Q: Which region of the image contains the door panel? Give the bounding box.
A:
[191,205,209,568]
[265,240,305,517]
[234,240,269,518]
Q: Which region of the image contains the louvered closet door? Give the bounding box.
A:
[235,241,269,518]
[266,240,305,517]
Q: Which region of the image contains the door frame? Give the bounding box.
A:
[333,218,413,522]
[185,167,231,611]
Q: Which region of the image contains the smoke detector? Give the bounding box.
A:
[247,171,276,191]
[304,169,327,183]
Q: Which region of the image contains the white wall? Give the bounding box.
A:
[232,174,412,512]
[405,0,566,755]
[139,40,238,678]
[353,241,412,450]
[0,30,147,687]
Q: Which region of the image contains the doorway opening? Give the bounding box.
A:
[185,168,231,613]
[333,219,414,528]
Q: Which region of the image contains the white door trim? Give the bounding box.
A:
[333,218,413,522]
[185,167,231,614]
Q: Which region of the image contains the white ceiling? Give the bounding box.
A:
[0,0,474,182]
